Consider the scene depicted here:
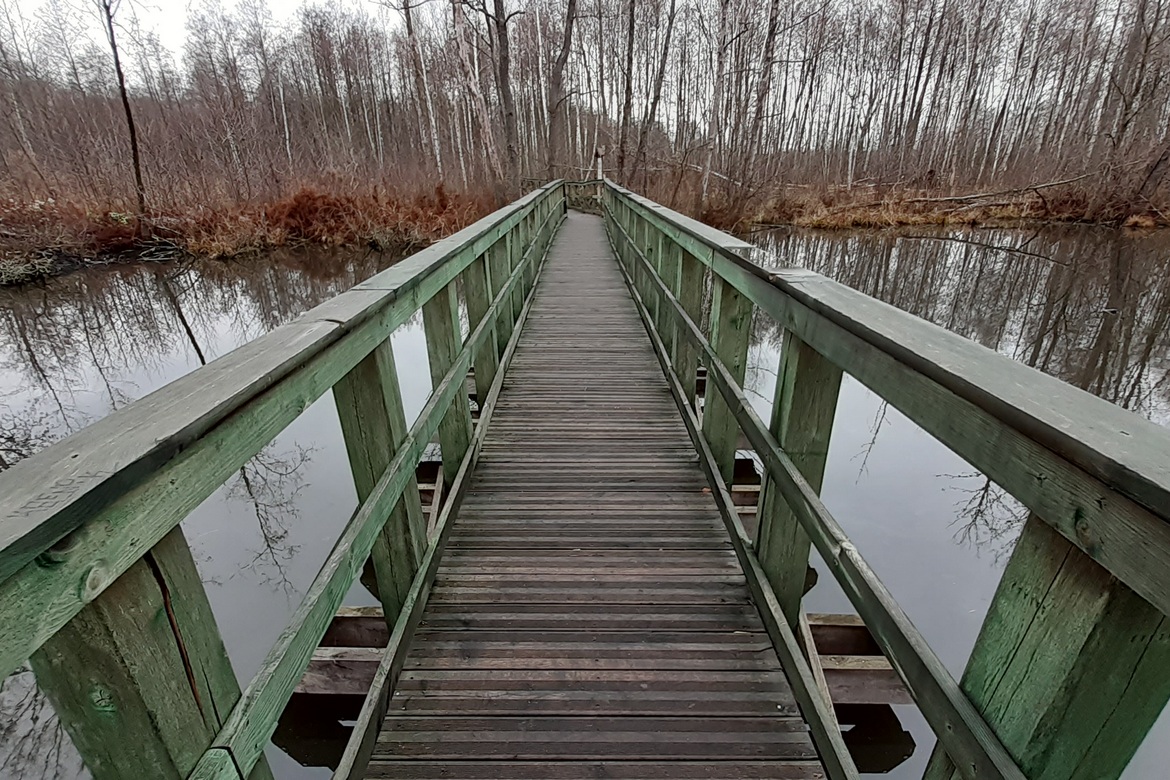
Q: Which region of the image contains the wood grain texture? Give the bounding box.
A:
[756,335,842,623]
[368,213,824,780]
[702,278,754,486]
[604,202,1023,780]
[922,518,1170,780]
[607,180,1170,621]
[0,183,564,584]
[331,210,559,780]
[188,195,562,780]
[30,527,273,780]
[334,340,426,624]
[422,282,474,487]
[613,232,857,780]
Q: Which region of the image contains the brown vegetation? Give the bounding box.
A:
[0,185,493,285]
[3,0,1170,286]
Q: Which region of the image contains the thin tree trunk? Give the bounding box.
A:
[99,0,147,219]
[547,0,577,179]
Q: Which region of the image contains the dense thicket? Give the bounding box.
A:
[2,0,1169,238]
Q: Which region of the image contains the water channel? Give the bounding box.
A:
[1,221,1168,778]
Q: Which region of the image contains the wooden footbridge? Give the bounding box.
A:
[3,181,1170,780]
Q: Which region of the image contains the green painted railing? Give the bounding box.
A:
[0,182,566,780]
[603,179,1170,780]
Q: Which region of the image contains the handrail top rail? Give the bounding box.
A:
[0,181,563,584]
[605,179,754,256]
[605,182,1170,525]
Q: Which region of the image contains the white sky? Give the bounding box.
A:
[12,0,377,60]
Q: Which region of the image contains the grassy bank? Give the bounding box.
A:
[709,182,1168,232]
[0,186,494,286]
[4,181,1166,287]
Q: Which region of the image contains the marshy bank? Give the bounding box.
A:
[0,185,492,286]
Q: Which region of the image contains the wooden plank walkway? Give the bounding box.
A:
[367,213,825,779]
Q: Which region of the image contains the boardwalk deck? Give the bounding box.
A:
[367,213,825,779]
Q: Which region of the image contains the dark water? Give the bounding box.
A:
[1,225,1169,778]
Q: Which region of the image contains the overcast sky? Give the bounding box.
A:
[12,0,375,60]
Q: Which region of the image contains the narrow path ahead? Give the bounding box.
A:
[368,213,824,779]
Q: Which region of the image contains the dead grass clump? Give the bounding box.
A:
[0,183,496,285]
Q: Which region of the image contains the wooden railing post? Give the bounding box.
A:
[30,527,274,780]
[422,281,474,486]
[488,237,514,356]
[755,334,842,623]
[655,231,678,357]
[463,252,499,405]
[702,277,753,484]
[333,339,427,623]
[923,516,1170,780]
[676,250,705,410]
[641,218,661,325]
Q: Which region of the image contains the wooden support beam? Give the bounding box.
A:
[330,223,550,780]
[462,254,499,404]
[333,340,427,623]
[604,203,1024,780]
[676,251,705,409]
[756,334,842,624]
[702,277,753,485]
[922,517,1170,780]
[422,282,474,487]
[614,250,859,780]
[30,527,273,780]
[487,239,513,358]
[658,236,681,361]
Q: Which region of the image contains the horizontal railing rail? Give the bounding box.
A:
[0,182,566,780]
[602,179,1170,780]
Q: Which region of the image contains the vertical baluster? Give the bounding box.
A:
[702,277,753,485]
[423,281,474,487]
[463,252,498,407]
[333,339,428,621]
[508,229,525,323]
[654,231,677,353]
[754,334,842,623]
[922,517,1170,780]
[31,528,274,780]
[676,250,705,410]
[488,237,514,357]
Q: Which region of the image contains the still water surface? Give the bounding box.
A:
[1,223,1168,778]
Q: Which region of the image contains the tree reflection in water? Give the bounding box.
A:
[0,246,399,780]
[753,225,1170,559]
[1,227,1169,777]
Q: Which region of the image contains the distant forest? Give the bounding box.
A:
[1,0,1168,257]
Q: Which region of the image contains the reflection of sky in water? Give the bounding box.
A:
[2,225,1170,778]
[747,226,1170,779]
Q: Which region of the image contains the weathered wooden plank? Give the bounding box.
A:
[701,278,753,485]
[331,216,552,780]
[364,213,823,780]
[609,182,1170,622]
[187,195,557,780]
[422,282,474,487]
[756,334,842,623]
[30,527,272,780]
[0,298,405,679]
[922,517,1170,780]
[364,761,825,779]
[487,239,513,358]
[462,253,499,404]
[334,340,427,623]
[609,206,1023,780]
[615,239,858,780]
[0,182,564,585]
[0,187,566,679]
